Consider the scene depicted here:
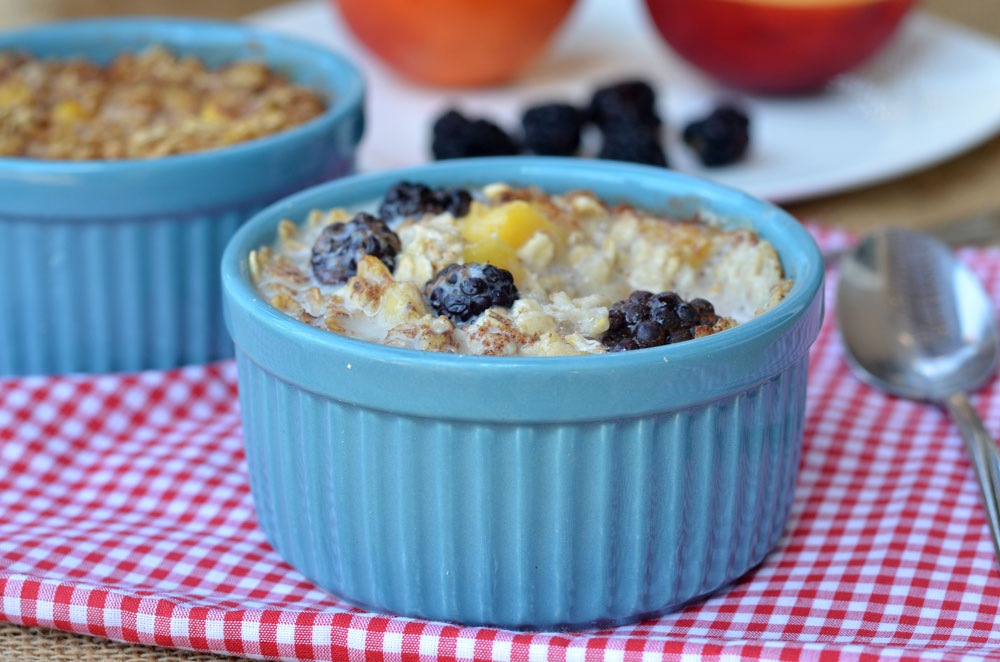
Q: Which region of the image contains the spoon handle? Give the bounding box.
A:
[946,392,1000,566]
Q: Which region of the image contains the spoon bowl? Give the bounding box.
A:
[837,227,1000,564]
[837,228,999,401]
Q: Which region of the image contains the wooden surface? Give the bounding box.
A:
[2,0,1000,660]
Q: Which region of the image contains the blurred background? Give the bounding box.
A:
[0,0,996,48]
[2,0,999,233]
[0,0,276,25]
[0,0,996,35]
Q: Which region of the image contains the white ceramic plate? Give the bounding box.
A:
[249,0,1000,203]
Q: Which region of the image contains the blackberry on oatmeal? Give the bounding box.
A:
[425,262,520,325]
[310,212,401,285]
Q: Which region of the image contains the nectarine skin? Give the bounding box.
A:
[644,0,914,94]
[336,0,576,87]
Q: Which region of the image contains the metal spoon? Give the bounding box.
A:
[837,227,1000,564]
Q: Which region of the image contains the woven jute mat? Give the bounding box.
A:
[0,621,243,661]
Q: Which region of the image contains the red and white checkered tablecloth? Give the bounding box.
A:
[2,227,1000,662]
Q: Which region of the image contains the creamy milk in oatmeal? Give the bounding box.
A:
[250,182,792,356]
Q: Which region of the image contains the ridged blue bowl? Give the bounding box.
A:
[0,18,364,376]
[222,158,825,629]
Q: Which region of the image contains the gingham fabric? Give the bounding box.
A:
[2,228,1000,662]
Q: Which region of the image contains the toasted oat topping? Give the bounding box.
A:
[0,46,326,159]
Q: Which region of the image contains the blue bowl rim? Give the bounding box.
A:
[223,157,824,381]
[0,16,364,174]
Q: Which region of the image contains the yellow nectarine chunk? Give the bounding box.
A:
[461,200,562,250]
[463,237,526,283]
[51,100,85,123]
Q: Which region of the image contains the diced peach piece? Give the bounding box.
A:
[52,99,85,123]
[461,200,562,250]
[463,236,526,283]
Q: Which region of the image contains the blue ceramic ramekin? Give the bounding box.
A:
[222,158,825,629]
[0,18,364,376]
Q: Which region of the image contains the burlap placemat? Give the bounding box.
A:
[0,621,242,661]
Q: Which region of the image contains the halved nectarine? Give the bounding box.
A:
[335,0,576,87]
[644,0,914,94]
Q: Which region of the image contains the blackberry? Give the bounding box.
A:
[521,103,584,156]
[588,80,661,132]
[378,181,472,222]
[602,290,718,352]
[682,106,750,167]
[432,110,472,159]
[424,262,519,326]
[431,109,520,160]
[310,212,401,285]
[598,125,668,167]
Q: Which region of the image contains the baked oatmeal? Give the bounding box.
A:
[250,182,793,356]
[0,46,325,159]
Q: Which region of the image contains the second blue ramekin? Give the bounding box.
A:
[0,18,364,375]
[222,157,825,629]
